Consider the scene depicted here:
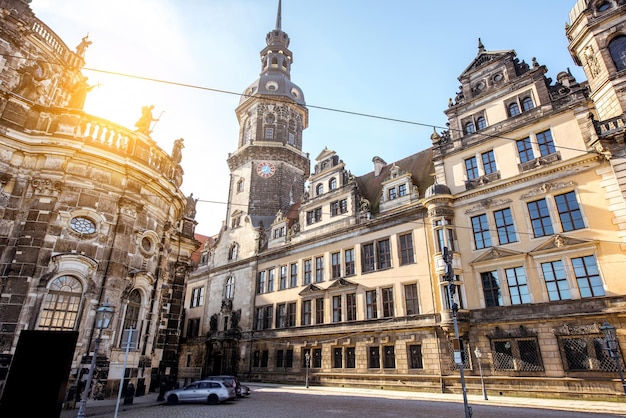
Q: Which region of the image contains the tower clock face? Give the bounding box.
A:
[257,161,276,178]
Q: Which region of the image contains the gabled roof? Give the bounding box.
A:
[355,148,434,215]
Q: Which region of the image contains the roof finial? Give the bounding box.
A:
[275,0,282,30]
[478,37,485,53]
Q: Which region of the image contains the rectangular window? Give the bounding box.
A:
[366,290,377,319]
[493,338,543,372]
[312,348,322,368]
[382,287,394,317]
[302,300,312,325]
[377,239,392,269]
[505,267,530,304]
[287,302,297,327]
[330,201,339,216]
[471,214,492,249]
[398,184,407,197]
[481,150,497,175]
[339,199,348,214]
[290,263,298,288]
[267,268,275,292]
[261,350,268,368]
[345,248,355,276]
[368,346,380,368]
[304,259,312,285]
[516,137,534,163]
[383,346,396,369]
[494,208,517,244]
[315,256,324,283]
[404,284,419,315]
[190,287,205,308]
[186,318,200,337]
[279,265,287,290]
[435,218,455,253]
[409,344,423,369]
[285,349,293,368]
[362,243,375,272]
[314,207,322,222]
[398,232,415,265]
[528,199,554,237]
[332,295,342,322]
[346,293,357,321]
[333,347,343,368]
[255,307,264,330]
[257,271,266,294]
[388,187,397,200]
[265,127,274,139]
[481,271,502,307]
[346,347,356,368]
[572,255,605,298]
[465,156,479,180]
[264,306,273,330]
[541,260,571,301]
[276,303,286,328]
[560,336,609,371]
[253,351,260,367]
[315,297,324,324]
[306,208,322,224]
[276,349,284,368]
[536,129,556,156]
[555,191,584,232]
[331,252,341,279]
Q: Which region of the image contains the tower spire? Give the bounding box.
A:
[276,0,282,31]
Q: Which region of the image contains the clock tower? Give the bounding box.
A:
[226,0,310,231]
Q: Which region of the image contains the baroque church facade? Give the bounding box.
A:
[0,0,200,406]
[182,0,626,400]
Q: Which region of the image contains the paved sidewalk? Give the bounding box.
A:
[59,383,626,417]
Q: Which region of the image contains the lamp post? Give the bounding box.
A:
[600,321,626,394]
[77,302,115,418]
[305,352,310,388]
[474,348,488,400]
[444,247,472,418]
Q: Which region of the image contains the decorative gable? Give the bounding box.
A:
[470,247,525,265]
[530,234,595,254]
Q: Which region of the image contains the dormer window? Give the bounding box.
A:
[508,103,521,117]
[476,117,487,130]
[521,97,534,111]
[398,184,407,197]
[315,183,323,196]
[597,1,610,11]
[329,177,337,190]
[388,187,397,200]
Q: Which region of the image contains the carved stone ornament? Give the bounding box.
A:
[520,181,575,199]
[465,198,512,214]
[32,178,62,196]
[552,323,600,336]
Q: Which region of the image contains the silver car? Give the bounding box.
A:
[164,380,236,405]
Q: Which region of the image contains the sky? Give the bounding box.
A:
[30,0,587,236]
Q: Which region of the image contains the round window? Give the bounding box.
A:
[70,217,96,234]
[141,237,152,252]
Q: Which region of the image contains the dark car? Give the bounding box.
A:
[204,375,247,398]
[164,380,235,405]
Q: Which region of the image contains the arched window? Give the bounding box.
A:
[609,35,626,72]
[39,275,83,331]
[329,177,337,190]
[237,178,245,193]
[315,183,323,196]
[476,117,487,130]
[121,289,141,343]
[508,102,520,117]
[521,97,534,111]
[464,122,475,134]
[225,276,235,300]
[229,243,238,260]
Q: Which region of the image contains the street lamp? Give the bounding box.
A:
[474,348,488,400]
[77,302,115,418]
[305,352,310,388]
[600,321,626,394]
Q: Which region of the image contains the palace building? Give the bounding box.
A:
[182,0,626,400]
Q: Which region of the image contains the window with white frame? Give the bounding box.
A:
[191,286,205,307]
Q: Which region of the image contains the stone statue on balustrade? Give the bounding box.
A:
[134,105,159,136]
[171,138,184,164]
[185,193,198,219]
[75,34,92,57]
[68,76,95,109]
[13,61,47,103]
